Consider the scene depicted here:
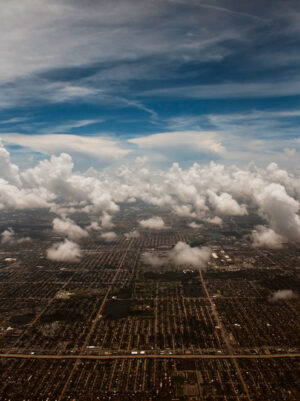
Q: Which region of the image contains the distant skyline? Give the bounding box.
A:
[0,0,299,170]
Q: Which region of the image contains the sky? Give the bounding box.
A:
[0,0,300,170]
[1,0,300,252]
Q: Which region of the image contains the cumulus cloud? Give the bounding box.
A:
[251,226,284,249]
[52,217,89,241]
[0,140,21,186]
[1,228,14,245]
[142,252,165,267]
[47,239,81,262]
[0,142,300,248]
[100,231,117,242]
[169,241,211,268]
[206,216,223,226]
[87,221,102,231]
[0,227,31,245]
[208,190,247,216]
[21,152,74,188]
[100,212,115,230]
[124,230,140,239]
[269,289,297,303]
[254,183,300,242]
[188,222,203,229]
[0,178,49,210]
[142,241,211,268]
[139,216,166,230]
[21,151,119,213]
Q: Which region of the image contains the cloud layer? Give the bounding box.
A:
[0,0,299,172]
[1,142,300,249]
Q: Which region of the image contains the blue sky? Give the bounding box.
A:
[0,0,300,170]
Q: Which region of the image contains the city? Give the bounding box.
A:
[0,205,299,400]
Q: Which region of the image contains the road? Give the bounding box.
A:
[0,352,299,360]
[57,239,136,401]
[199,269,252,401]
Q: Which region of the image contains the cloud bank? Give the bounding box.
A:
[1,142,300,249]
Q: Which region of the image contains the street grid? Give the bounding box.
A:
[0,207,299,400]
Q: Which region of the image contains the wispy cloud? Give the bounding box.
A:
[144,80,300,99]
[1,134,130,159]
[0,0,286,109]
[0,0,299,169]
[129,131,225,154]
[39,119,104,134]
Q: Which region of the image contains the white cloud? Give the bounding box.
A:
[135,156,148,164]
[40,119,103,134]
[208,190,247,216]
[251,226,284,249]
[20,151,120,212]
[0,0,270,115]
[145,81,300,99]
[205,216,223,226]
[1,228,14,245]
[0,178,49,210]
[52,217,88,241]
[169,241,211,268]
[0,142,300,249]
[283,147,296,157]
[0,0,258,88]
[87,221,102,231]
[188,221,203,229]
[129,131,225,154]
[139,216,166,230]
[269,289,297,303]
[1,134,130,159]
[21,152,74,188]
[255,183,300,242]
[0,140,21,186]
[50,85,96,102]
[47,239,81,262]
[100,231,117,242]
[142,252,165,267]
[1,227,31,245]
[143,241,211,268]
[124,230,140,239]
[100,212,115,230]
